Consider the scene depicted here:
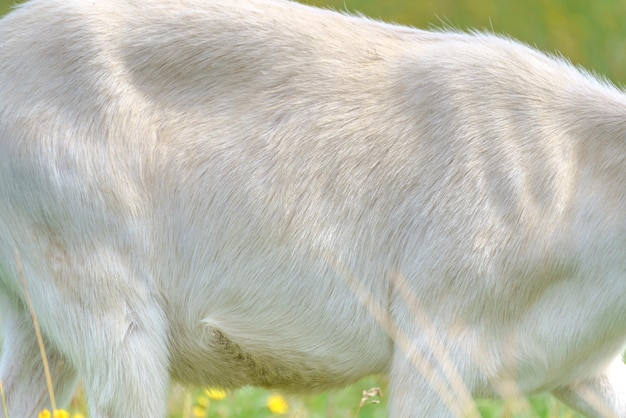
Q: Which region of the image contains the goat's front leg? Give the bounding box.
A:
[0,307,78,418]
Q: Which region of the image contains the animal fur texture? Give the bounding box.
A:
[0,0,625,417]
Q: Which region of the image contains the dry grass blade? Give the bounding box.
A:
[359,387,382,407]
[353,387,383,418]
[326,252,479,418]
[14,249,57,411]
[390,272,483,416]
[182,390,192,418]
[0,380,8,418]
[576,386,619,418]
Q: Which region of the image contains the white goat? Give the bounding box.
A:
[0,0,625,417]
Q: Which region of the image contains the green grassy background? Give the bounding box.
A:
[0,0,622,416]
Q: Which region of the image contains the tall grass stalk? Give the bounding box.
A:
[14,249,57,411]
[390,272,483,415]
[327,252,479,418]
[0,379,8,418]
[182,391,192,418]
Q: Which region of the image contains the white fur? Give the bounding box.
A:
[0,0,625,417]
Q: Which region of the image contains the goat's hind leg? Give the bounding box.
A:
[552,357,626,418]
[388,343,481,418]
[1,246,173,418]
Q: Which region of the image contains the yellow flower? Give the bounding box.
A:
[196,395,210,408]
[204,387,227,400]
[192,405,206,418]
[38,408,71,418]
[267,394,289,415]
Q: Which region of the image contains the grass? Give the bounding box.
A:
[40,379,586,418]
[50,380,585,418]
[0,377,589,418]
[0,380,8,418]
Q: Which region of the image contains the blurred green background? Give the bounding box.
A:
[1,0,625,83]
[304,0,626,83]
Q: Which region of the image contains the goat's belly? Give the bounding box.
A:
[166,303,392,391]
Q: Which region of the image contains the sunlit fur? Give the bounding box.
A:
[1,0,625,417]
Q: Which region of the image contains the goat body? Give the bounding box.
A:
[0,0,625,416]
